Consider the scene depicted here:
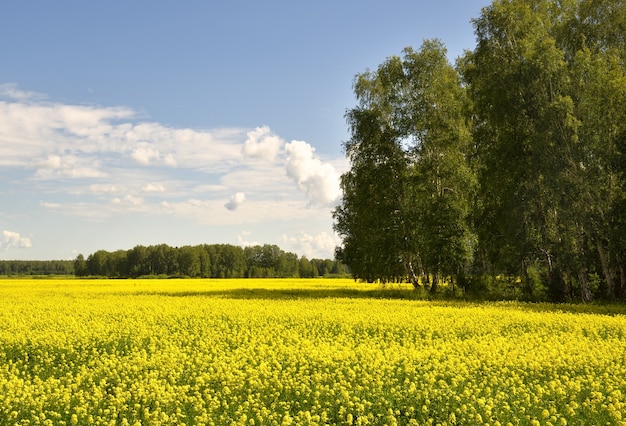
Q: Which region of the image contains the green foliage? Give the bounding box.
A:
[0,260,75,276]
[334,40,476,288]
[335,0,626,302]
[525,264,549,301]
[462,0,626,302]
[75,244,347,279]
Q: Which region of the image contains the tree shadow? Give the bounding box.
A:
[130,286,422,301]
[125,287,626,316]
[511,301,626,317]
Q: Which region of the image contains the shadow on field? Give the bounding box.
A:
[132,287,423,301]
[512,302,626,317]
[129,288,626,315]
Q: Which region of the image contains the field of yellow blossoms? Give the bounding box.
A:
[1,278,625,425]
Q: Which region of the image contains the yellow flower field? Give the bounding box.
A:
[1,278,625,425]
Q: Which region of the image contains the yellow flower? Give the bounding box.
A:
[1,278,625,426]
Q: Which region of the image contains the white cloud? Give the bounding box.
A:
[131,145,160,165]
[282,231,339,259]
[242,126,284,161]
[130,142,178,166]
[0,83,44,102]
[188,198,210,208]
[90,184,120,194]
[38,155,63,169]
[33,154,107,179]
[1,230,32,249]
[0,98,135,167]
[224,192,246,211]
[237,230,259,247]
[156,197,326,227]
[130,146,176,167]
[284,140,341,207]
[141,183,166,193]
[122,123,242,171]
[163,153,177,166]
[0,89,342,209]
[0,91,241,172]
[40,202,62,209]
[111,194,144,207]
[219,165,293,199]
[1,86,345,259]
[40,201,112,219]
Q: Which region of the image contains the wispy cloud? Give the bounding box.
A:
[0,85,346,258]
[141,183,166,193]
[33,154,107,179]
[90,184,120,194]
[0,88,241,173]
[0,83,45,102]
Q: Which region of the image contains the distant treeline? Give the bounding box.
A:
[0,260,74,276]
[74,243,349,279]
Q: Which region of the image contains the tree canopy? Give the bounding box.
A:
[74,243,348,279]
[334,0,626,301]
[334,40,475,290]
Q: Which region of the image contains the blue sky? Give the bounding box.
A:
[0,0,490,260]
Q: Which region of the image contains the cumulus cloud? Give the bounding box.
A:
[224,192,246,211]
[131,145,160,165]
[1,230,32,249]
[242,126,284,161]
[130,143,177,166]
[284,140,341,207]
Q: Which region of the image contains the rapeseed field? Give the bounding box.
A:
[1,278,625,425]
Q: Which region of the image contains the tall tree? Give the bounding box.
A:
[463,0,626,301]
[567,0,626,300]
[178,245,201,277]
[333,106,409,283]
[74,254,87,277]
[334,40,475,288]
[402,42,476,291]
[463,0,574,299]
